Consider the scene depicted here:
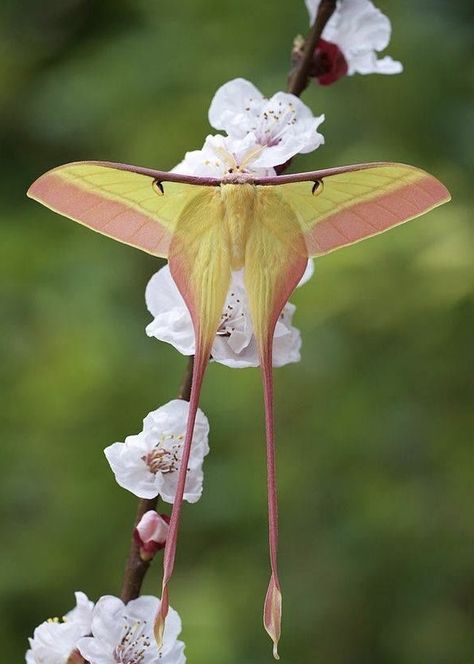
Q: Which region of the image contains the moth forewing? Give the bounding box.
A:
[276,164,451,256]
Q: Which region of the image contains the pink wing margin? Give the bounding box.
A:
[26,161,222,259]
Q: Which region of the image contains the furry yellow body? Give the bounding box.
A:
[221,183,256,269]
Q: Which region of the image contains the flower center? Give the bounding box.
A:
[258,101,297,146]
[212,143,265,176]
[143,434,183,475]
[113,618,152,664]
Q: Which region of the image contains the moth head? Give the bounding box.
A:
[222,170,254,184]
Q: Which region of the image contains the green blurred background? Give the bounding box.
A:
[1,1,473,661]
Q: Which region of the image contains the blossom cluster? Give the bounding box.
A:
[26,1,402,660]
[174,78,325,179]
[26,592,185,664]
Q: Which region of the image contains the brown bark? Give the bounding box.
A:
[287,0,337,96]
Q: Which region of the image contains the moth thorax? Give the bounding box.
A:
[221,183,256,270]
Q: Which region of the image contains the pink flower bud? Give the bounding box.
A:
[134,510,170,561]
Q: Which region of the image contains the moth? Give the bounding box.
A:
[28,160,450,658]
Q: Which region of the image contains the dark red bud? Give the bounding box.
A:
[311,39,348,86]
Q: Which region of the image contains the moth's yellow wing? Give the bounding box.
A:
[244,188,307,346]
[28,160,231,337]
[168,187,231,351]
[278,164,451,256]
[27,162,209,258]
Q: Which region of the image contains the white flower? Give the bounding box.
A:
[173,133,276,178]
[26,592,94,664]
[145,265,303,369]
[135,510,169,559]
[77,595,185,664]
[104,399,209,503]
[208,78,325,164]
[174,79,324,178]
[305,0,402,76]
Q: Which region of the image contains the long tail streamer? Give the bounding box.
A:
[260,340,283,660]
[154,341,210,645]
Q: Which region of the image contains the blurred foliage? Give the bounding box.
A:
[1,1,473,662]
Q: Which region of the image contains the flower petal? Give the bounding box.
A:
[297,259,315,287]
[64,592,94,635]
[208,78,264,136]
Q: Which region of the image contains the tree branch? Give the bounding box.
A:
[120,496,159,603]
[287,0,337,96]
[177,355,195,401]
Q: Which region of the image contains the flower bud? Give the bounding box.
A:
[312,39,348,86]
[134,510,170,561]
[291,35,348,87]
